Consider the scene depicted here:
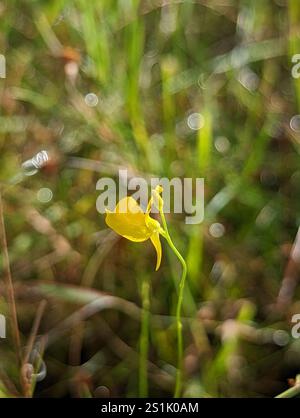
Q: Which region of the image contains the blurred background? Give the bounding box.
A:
[0,0,300,398]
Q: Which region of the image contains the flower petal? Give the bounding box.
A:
[150,231,162,271]
[105,197,151,242]
[146,185,164,213]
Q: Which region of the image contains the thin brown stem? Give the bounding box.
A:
[0,192,21,364]
[22,299,47,397]
[23,299,47,365]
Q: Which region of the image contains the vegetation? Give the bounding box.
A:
[0,0,300,398]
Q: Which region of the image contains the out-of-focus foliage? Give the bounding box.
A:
[0,0,300,398]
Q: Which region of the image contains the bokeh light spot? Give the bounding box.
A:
[290,115,300,132]
[215,136,230,153]
[84,92,99,107]
[273,330,290,347]
[187,112,205,131]
[209,223,225,238]
[37,187,53,203]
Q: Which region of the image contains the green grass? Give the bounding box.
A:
[0,0,300,398]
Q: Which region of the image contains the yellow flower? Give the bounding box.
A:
[105,188,164,271]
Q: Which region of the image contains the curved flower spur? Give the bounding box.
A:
[105,185,187,397]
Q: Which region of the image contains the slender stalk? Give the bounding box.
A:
[159,209,187,398]
[0,192,21,364]
[22,299,47,397]
[139,275,150,397]
[275,375,300,398]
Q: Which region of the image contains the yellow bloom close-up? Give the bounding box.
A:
[105,188,164,271]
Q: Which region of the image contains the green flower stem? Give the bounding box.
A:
[139,275,150,397]
[275,375,300,398]
[159,210,187,398]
